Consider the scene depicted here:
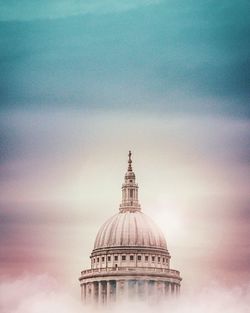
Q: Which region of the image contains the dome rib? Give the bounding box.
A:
[93,211,167,251]
[133,213,139,245]
[100,216,113,247]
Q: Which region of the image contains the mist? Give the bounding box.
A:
[0,275,249,313]
[1,1,249,312]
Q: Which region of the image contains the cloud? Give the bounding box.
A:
[0,0,161,21]
[0,275,82,313]
[0,109,249,290]
[0,275,249,313]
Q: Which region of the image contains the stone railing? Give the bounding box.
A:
[81,266,180,277]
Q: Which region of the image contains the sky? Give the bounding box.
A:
[0,0,250,302]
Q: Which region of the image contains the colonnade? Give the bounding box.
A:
[81,280,180,305]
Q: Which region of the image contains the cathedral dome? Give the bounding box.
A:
[94,211,167,250]
[79,151,182,305]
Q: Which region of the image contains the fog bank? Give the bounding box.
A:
[0,275,249,313]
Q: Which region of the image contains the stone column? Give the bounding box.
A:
[116,281,120,302]
[147,280,154,302]
[124,280,129,301]
[171,283,175,295]
[113,281,117,302]
[85,283,89,304]
[81,284,83,302]
[154,281,157,297]
[144,280,149,302]
[164,282,169,296]
[159,281,164,298]
[176,284,180,296]
[90,282,95,304]
[137,280,144,301]
[106,281,110,304]
[103,281,107,303]
[128,280,136,300]
[110,280,116,302]
[84,284,87,303]
[118,280,126,302]
[155,281,160,302]
[81,284,86,303]
[148,281,157,304]
[135,280,139,301]
[98,281,102,305]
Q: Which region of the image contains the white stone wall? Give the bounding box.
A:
[91,253,170,269]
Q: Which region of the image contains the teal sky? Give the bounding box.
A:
[0,0,250,293]
[0,0,249,115]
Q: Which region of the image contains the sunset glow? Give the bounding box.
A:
[0,1,249,312]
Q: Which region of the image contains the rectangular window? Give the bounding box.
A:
[145,256,149,262]
[93,258,95,263]
[152,256,155,262]
[158,257,161,263]
[97,257,99,263]
[130,255,134,261]
[122,255,126,261]
[114,256,118,261]
[102,257,105,262]
[137,255,141,261]
[107,256,111,262]
[163,258,165,263]
[129,189,133,198]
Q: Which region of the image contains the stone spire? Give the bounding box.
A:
[119,151,141,212]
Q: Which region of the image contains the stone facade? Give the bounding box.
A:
[79,151,182,305]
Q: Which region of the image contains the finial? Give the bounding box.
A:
[128,150,132,171]
[120,150,140,212]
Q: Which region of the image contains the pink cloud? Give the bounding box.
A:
[0,275,249,313]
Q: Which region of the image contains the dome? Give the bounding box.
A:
[94,210,167,250]
[79,152,182,305]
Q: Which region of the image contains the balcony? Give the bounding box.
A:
[80,266,181,279]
